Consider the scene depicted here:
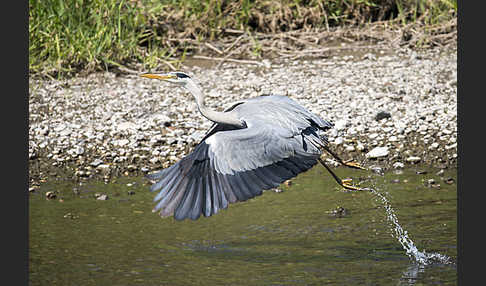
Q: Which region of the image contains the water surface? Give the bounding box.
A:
[29,165,456,285]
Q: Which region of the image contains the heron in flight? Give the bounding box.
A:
[140,71,365,221]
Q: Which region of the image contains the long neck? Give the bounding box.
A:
[184,80,244,127]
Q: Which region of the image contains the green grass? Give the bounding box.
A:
[29,0,169,77]
[29,0,456,78]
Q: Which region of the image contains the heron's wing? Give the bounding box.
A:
[148,121,325,221]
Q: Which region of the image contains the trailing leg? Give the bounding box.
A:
[322,145,366,170]
[318,157,366,191]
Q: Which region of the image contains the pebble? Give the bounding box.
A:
[429,142,439,150]
[95,194,109,200]
[28,47,457,180]
[356,142,365,152]
[327,206,348,218]
[366,147,389,159]
[127,165,137,172]
[406,156,421,163]
[96,164,110,170]
[375,111,391,121]
[370,166,385,176]
[333,137,344,145]
[345,145,355,152]
[444,177,455,185]
[45,191,57,200]
[393,162,405,169]
[90,159,104,167]
[75,146,85,156]
[334,119,347,131]
[445,143,457,150]
[63,212,79,219]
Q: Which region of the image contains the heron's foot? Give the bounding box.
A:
[343,160,366,170]
[341,178,365,191]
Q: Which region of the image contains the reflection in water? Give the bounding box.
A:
[29,167,456,285]
[399,263,425,285]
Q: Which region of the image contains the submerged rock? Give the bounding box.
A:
[95,193,109,200]
[45,191,57,200]
[327,206,349,218]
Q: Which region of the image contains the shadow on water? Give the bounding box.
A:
[29,165,456,285]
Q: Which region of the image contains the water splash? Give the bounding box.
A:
[399,263,425,285]
[366,186,453,266]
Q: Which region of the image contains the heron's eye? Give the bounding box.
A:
[175,72,190,79]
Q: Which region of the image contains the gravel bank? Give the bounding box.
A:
[29,47,457,185]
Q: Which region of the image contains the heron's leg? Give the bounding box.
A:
[318,158,365,191]
[322,145,366,170]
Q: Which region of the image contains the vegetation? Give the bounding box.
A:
[29,0,457,78]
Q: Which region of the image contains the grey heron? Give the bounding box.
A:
[140,71,365,221]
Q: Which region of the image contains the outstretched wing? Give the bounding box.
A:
[147,118,326,221]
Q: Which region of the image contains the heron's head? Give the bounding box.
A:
[140,71,192,86]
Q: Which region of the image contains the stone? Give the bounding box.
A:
[96,194,108,200]
[375,111,391,121]
[28,49,457,188]
[370,166,385,175]
[75,146,85,156]
[393,162,405,169]
[90,159,103,167]
[45,191,56,200]
[444,177,455,185]
[334,119,347,131]
[117,122,136,131]
[366,147,389,159]
[333,137,344,145]
[429,142,439,150]
[114,139,130,147]
[406,156,421,163]
[345,145,355,152]
[328,206,348,217]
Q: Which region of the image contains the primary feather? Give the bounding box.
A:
[148,95,333,220]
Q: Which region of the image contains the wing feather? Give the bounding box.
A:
[202,171,212,217]
[148,95,332,220]
[189,176,203,220]
[174,176,198,220]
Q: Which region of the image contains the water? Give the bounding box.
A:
[369,187,452,266]
[29,166,457,285]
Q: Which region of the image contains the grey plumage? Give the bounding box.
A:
[149,95,332,220]
[141,72,335,221]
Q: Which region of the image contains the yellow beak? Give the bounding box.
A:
[140,73,177,80]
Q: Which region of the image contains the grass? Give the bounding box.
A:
[29,0,457,78]
[29,0,171,77]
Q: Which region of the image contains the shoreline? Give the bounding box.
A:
[29,46,457,187]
